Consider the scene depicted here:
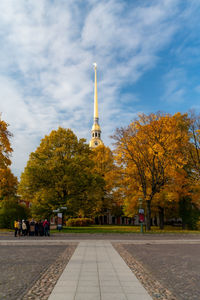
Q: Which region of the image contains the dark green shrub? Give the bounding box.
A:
[66,218,94,227]
[0,198,29,229]
[179,197,200,230]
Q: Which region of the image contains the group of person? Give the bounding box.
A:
[14,219,50,237]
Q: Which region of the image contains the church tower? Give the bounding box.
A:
[89,63,103,148]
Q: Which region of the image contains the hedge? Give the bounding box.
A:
[66,218,94,227]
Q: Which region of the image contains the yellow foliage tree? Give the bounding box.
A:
[113,112,189,230]
[91,145,120,219]
[18,127,104,218]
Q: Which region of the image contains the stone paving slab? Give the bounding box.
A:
[48,241,152,300]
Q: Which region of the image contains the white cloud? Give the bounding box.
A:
[162,68,187,104]
[0,0,197,177]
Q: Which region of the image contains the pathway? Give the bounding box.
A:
[48,241,152,300]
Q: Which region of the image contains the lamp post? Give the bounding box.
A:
[138,197,144,233]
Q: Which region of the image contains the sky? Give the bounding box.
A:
[0,0,200,178]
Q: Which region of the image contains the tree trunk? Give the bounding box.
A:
[158,206,164,229]
[146,200,151,230]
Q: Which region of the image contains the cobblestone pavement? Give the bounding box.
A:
[117,243,200,300]
[23,244,76,300]
[0,245,76,300]
[0,235,199,300]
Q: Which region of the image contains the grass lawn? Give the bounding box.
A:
[1,225,200,234]
[0,228,13,232]
[50,225,200,234]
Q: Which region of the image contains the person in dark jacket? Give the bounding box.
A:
[38,220,44,236]
[29,219,35,236]
[18,220,22,236]
[35,221,39,236]
[43,219,50,236]
[25,220,30,236]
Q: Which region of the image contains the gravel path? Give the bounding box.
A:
[115,243,200,300]
[0,245,76,300]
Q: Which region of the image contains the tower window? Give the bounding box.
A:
[95,132,97,137]
[92,133,94,137]
[98,133,100,137]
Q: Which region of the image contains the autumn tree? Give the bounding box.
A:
[0,116,13,169]
[18,128,104,218]
[91,145,120,219]
[175,111,200,228]
[188,111,200,177]
[113,112,189,230]
[0,116,23,228]
[151,112,200,229]
[0,167,18,199]
[0,116,18,201]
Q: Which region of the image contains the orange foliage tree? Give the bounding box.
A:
[0,116,18,200]
[113,112,189,230]
[0,117,13,168]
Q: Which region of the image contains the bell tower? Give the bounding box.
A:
[89,63,103,148]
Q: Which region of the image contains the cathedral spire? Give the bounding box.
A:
[94,62,98,120]
[89,63,103,148]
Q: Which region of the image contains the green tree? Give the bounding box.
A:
[18,128,104,218]
[0,197,29,229]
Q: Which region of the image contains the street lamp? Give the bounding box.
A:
[138,197,144,233]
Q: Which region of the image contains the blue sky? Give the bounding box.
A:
[0,0,200,177]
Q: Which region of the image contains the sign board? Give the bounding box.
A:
[139,213,145,223]
[139,208,144,214]
[57,212,62,225]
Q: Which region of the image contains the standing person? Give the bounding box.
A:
[35,221,39,236]
[43,219,50,236]
[18,220,22,237]
[29,219,35,236]
[22,220,27,236]
[38,220,44,236]
[14,220,18,237]
[26,220,30,236]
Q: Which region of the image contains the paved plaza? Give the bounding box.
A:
[48,241,152,300]
[0,234,200,300]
